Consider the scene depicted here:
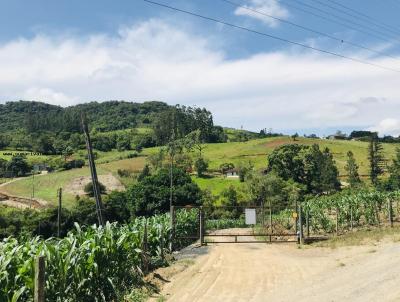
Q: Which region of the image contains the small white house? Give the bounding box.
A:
[225,169,239,178]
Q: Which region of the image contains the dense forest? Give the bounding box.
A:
[0,100,229,154]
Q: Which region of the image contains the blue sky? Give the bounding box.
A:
[1,0,400,136]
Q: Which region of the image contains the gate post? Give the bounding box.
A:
[298,203,304,245]
[199,206,205,246]
[388,198,393,228]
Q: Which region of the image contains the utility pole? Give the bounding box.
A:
[81,113,104,227]
[57,188,62,237]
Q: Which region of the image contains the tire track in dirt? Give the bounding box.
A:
[150,234,400,302]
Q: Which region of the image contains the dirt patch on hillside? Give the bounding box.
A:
[149,230,400,302]
[0,192,47,209]
[65,174,125,196]
[265,138,314,149]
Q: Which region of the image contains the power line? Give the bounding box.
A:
[325,0,400,36]
[142,0,400,73]
[298,0,400,41]
[310,0,400,37]
[220,0,399,61]
[288,0,400,42]
[280,0,399,45]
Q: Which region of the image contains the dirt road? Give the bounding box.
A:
[152,240,400,302]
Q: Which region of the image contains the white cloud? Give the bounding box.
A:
[234,0,289,27]
[0,19,400,133]
[368,118,400,136]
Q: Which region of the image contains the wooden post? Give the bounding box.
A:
[160,223,164,261]
[34,255,45,302]
[269,199,273,234]
[299,203,303,245]
[295,200,298,237]
[375,200,380,227]
[336,207,339,236]
[388,198,394,228]
[350,206,353,231]
[306,208,310,238]
[199,207,204,246]
[142,219,149,275]
[57,188,62,237]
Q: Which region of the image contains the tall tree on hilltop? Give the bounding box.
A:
[345,151,361,187]
[368,134,385,185]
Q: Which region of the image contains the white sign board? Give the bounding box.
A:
[245,208,256,225]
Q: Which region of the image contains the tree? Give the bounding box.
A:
[0,159,8,177]
[291,133,299,141]
[220,186,241,218]
[246,171,290,211]
[126,167,202,216]
[138,164,151,182]
[116,133,131,151]
[368,135,385,185]
[194,157,208,177]
[267,144,340,194]
[386,148,400,190]
[219,162,235,175]
[7,155,31,177]
[237,161,253,182]
[34,134,55,154]
[267,144,307,184]
[84,181,107,197]
[345,151,361,187]
[103,191,131,222]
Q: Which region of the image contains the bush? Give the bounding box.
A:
[84,181,107,197]
[63,159,85,170]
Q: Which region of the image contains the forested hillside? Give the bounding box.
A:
[0,100,228,154]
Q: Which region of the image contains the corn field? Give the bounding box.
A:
[0,210,198,302]
[303,190,400,233]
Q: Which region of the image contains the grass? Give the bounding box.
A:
[1,135,400,208]
[192,176,245,200]
[146,136,400,176]
[312,225,400,248]
[0,150,57,164]
[0,167,95,208]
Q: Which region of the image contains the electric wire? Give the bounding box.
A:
[220,0,399,61]
[142,0,400,73]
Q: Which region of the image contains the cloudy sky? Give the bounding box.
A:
[1,0,400,136]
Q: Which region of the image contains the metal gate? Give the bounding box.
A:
[171,205,301,246]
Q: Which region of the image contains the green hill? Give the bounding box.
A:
[1,135,398,208]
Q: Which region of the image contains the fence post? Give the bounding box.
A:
[375,200,380,227]
[269,199,273,234]
[306,208,310,238]
[199,207,204,246]
[298,203,303,245]
[388,198,394,228]
[336,207,339,236]
[350,206,353,231]
[57,188,62,237]
[34,255,45,302]
[142,219,149,275]
[160,223,164,262]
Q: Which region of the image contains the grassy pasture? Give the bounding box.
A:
[1,136,399,207]
[146,136,399,176]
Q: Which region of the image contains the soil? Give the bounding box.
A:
[64,174,125,196]
[149,229,400,302]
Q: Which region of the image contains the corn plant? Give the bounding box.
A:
[0,209,198,302]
